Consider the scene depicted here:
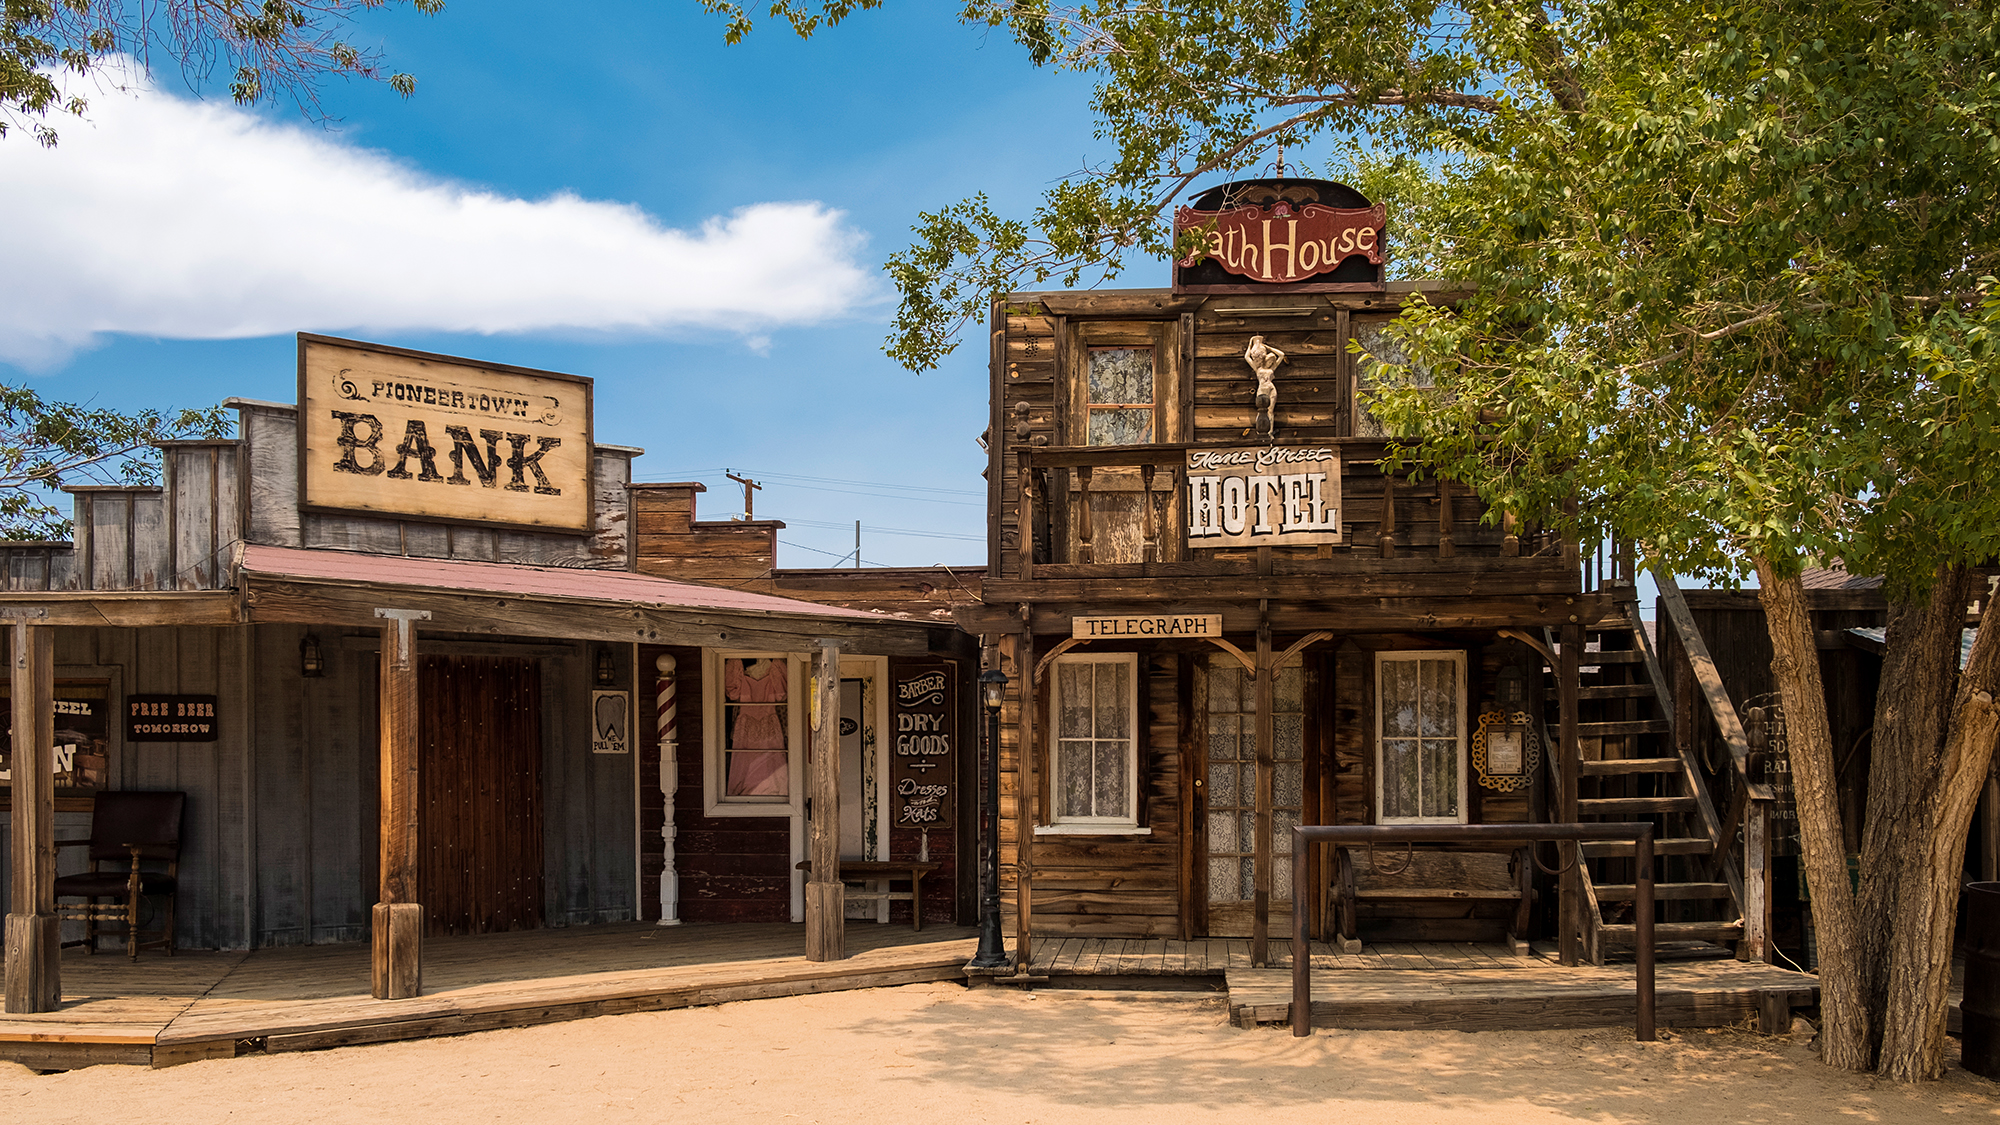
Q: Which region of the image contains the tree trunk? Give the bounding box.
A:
[1858,567,1973,1077]
[1874,589,1999,1081]
[1753,558,1870,1070]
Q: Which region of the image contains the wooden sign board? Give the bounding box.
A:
[1186,446,1343,547]
[298,334,593,533]
[1072,614,1224,640]
[591,690,630,755]
[127,694,218,742]
[0,682,109,787]
[889,662,955,829]
[1175,200,1387,285]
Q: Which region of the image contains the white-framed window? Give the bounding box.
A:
[703,651,804,818]
[1375,650,1468,824]
[1045,651,1142,831]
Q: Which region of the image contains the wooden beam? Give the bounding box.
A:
[805,641,844,962]
[1252,611,1274,967]
[1014,631,1037,970]
[957,593,1613,637]
[372,608,427,1000]
[0,592,238,628]
[981,558,1579,598]
[4,620,58,1013]
[1558,621,1582,968]
[243,577,932,655]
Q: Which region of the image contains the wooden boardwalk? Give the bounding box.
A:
[0,921,978,1070]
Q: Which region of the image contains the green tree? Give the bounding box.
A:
[708,0,2000,1079]
[0,386,231,539]
[3,0,444,146]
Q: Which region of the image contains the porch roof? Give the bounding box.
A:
[237,544,940,654]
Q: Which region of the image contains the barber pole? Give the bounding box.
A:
[655,652,681,925]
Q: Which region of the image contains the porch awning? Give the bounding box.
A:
[238,544,938,654]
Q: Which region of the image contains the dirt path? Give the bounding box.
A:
[4,983,1995,1123]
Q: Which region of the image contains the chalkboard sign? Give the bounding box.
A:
[127,694,220,742]
[889,662,955,829]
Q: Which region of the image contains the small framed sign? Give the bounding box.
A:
[1472,708,1539,793]
[127,694,219,743]
[591,690,630,754]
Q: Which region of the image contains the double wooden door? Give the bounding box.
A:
[418,656,544,936]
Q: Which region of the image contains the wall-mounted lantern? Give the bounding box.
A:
[595,646,618,688]
[299,634,326,678]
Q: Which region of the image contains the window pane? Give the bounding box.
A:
[1382,739,1420,819]
[1207,714,1239,766]
[1208,659,1242,712]
[1421,739,1459,818]
[1095,662,1131,739]
[1275,852,1293,900]
[1208,755,1236,807]
[1209,858,1236,904]
[1057,662,1092,739]
[1208,811,1237,854]
[1094,739,1127,818]
[1088,347,1154,404]
[1088,407,1154,446]
[1382,660,1418,737]
[1275,761,1303,811]
[1420,658,1458,736]
[725,750,788,797]
[1057,739,1094,819]
[1274,665,1304,712]
[1274,713,1303,762]
[1239,856,1256,900]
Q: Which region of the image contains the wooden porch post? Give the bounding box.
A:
[1557,620,1583,967]
[1252,611,1274,967]
[5,618,59,1013]
[806,641,844,961]
[1015,628,1037,970]
[373,608,429,1000]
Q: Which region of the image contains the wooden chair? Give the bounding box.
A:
[53,791,186,959]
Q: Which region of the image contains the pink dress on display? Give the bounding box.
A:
[724,659,789,796]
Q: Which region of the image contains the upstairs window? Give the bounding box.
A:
[1086,348,1154,445]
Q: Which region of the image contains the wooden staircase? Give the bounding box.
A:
[1547,574,1768,964]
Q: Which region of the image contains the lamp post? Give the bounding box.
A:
[969,667,1010,969]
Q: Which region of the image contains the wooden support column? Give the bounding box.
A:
[1743,798,1772,963]
[372,607,429,1000]
[1557,620,1583,967]
[1983,772,2000,883]
[1252,605,1274,967]
[5,617,59,1014]
[1015,628,1037,969]
[806,640,844,961]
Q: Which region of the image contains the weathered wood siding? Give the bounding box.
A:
[630,484,779,585]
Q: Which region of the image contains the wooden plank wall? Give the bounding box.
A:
[991,300,1519,578]
[630,485,780,585]
[998,645,1183,939]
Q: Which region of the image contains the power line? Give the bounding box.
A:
[786,518,984,543]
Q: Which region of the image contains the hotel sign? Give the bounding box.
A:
[1072,614,1223,640]
[299,334,593,533]
[1175,200,1386,285]
[1187,446,1343,548]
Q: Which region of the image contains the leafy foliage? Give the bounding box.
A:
[0,385,232,539]
[2,0,444,146]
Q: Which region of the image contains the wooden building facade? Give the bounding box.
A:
[2,336,958,1015]
[958,179,1774,970]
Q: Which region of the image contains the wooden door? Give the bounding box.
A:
[419,655,544,936]
[1199,655,1304,937]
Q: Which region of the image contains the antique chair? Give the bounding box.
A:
[53,790,186,959]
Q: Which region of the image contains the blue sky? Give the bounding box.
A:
[1,5,1135,568]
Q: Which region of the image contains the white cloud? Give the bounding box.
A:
[0,72,876,368]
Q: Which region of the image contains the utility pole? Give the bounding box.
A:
[854,521,861,569]
[725,471,761,521]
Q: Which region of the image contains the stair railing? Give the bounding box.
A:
[1651,570,1776,962]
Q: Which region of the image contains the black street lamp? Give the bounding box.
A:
[969,666,1011,969]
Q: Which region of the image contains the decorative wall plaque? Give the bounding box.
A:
[888,662,955,829]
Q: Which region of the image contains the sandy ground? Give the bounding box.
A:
[4,983,1997,1123]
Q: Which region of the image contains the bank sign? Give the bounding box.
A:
[1186,446,1343,547]
[299,335,593,533]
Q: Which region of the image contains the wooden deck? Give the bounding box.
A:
[1008,938,1818,1033]
[0,921,978,1070]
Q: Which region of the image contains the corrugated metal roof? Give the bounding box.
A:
[240,545,904,625]
[1845,626,1978,670]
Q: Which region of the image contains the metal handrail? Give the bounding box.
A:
[1290,822,1659,1041]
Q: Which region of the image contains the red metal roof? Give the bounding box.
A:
[240,545,906,625]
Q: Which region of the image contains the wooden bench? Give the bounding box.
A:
[1330,844,1535,955]
[796,860,940,930]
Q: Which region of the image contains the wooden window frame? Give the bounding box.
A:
[1040,650,1146,834]
[1372,649,1469,826]
[702,650,806,819]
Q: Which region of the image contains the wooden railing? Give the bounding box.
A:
[1652,569,1775,961]
[1290,822,1661,1042]
[1010,442,1571,580]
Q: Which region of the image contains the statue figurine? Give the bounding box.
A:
[1244,335,1286,438]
